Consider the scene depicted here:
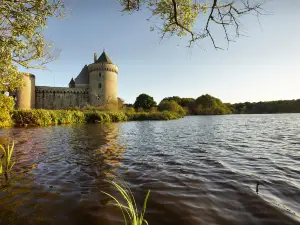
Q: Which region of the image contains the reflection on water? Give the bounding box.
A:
[0,123,127,225]
[0,115,300,225]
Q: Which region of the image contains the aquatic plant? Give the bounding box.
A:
[0,141,15,175]
[102,180,150,225]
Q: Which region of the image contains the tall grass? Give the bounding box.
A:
[126,111,182,121]
[84,111,128,123]
[7,108,185,127]
[12,109,86,126]
[102,180,150,225]
[0,141,15,175]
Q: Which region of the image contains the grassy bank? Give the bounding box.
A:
[7,109,183,127]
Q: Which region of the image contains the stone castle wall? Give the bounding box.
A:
[35,86,89,109]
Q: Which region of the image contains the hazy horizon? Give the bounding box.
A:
[20,0,300,104]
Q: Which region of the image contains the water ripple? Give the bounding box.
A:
[0,115,300,225]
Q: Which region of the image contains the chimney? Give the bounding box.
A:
[94,53,97,63]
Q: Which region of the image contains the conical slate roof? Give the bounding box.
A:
[69,78,75,85]
[75,65,89,84]
[95,52,113,64]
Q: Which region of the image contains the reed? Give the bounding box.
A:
[102,180,150,225]
[0,141,15,175]
[9,109,183,127]
[126,111,182,121]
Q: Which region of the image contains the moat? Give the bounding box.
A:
[0,115,299,225]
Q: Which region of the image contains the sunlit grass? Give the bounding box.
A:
[0,141,15,175]
[102,180,150,225]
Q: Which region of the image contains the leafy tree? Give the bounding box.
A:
[161,96,182,105]
[180,98,195,108]
[0,0,65,92]
[189,94,232,115]
[231,99,300,114]
[120,0,267,48]
[133,94,157,110]
[0,94,14,127]
[158,100,186,116]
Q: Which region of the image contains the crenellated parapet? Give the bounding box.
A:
[88,63,118,74]
[36,86,89,94]
[35,86,89,109]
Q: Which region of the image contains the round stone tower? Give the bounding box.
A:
[88,51,118,106]
[15,73,36,109]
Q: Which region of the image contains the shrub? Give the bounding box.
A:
[84,111,128,123]
[149,107,158,113]
[189,94,232,115]
[107,112,128,122]
[133,94,157,110]
[123,106,135,114]
[0,94,14,128]
[12,109,85,126]
[12,109,52,126]
[158,100,186,116]
[126,111,181,121]
[10,109,182,127]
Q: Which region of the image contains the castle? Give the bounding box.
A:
[14,51,118,109]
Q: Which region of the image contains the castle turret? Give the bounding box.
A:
[88,51,118,106]
[69,78,75,88]
[15,73,36,109]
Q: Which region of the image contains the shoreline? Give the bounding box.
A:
[1,109,184,128]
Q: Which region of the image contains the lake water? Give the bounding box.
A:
[0,115,300,225]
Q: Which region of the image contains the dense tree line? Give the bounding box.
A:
[129,94,300,115]
[161,95,231,115]
[130,94,231,115]
[229,100,300,114]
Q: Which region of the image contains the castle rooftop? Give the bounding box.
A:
[95,51,113,64]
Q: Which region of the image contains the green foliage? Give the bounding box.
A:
[82,103,118,112]
[12,109,85,126]
[124,106,136,114]
[0,95,14,127]
[189,94,232,115]
[160,96,194,114]
[158,100,186,116]
[180,98,195,108]
[119,0,265,48]
[126,111,181,121]
[121,0,207,38]
[134,94,157,110]
[0,141,15,175]
[6,109,183,127]
[0,0,65,92]
[231,100,300,114]
[161,96,182,105]
[102,180,150,225]
[84,111,113,123]
[84,111,128,123]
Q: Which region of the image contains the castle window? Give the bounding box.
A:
[99,72,101,77]
[98,83,102,89]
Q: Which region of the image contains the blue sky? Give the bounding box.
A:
[22,0,300,104]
